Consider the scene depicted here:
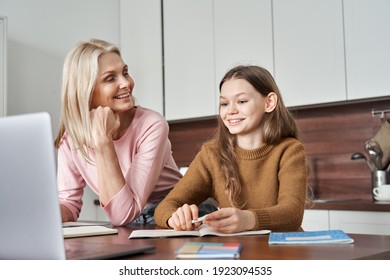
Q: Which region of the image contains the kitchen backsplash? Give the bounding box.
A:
[168,98,390,200]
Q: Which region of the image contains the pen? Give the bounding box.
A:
[191,207,221,224]
[191,214,208,224]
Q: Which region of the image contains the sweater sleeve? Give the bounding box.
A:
[57,137,85,221]
[103,116,175,226]
[154,145,214,228]
[252,140,308,231]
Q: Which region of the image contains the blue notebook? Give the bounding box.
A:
[268,230,354,245]
[175,242,242,259]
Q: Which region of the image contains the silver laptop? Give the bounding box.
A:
[0,112,154,259]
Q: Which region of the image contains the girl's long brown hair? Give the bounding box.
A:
[216,65,299,208]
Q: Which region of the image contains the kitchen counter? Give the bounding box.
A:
[307,198,390,212]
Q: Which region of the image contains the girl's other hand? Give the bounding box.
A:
[203,207,256,234]
[168,204,200,231]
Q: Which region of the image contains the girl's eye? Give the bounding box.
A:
[238,100,247,104]
[219,102,228,107]
[123,70,129,77]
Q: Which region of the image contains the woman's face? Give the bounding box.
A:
[219,78,268,144]
[91,52,134,113]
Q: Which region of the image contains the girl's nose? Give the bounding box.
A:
[228,103,238,114]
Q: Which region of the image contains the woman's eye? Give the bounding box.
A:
[104,75,115,82]
[238,100,247,104]
[219,102,227,107]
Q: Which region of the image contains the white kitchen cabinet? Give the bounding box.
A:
[164,0,274,121]
[121,0,274,121]
[214,0,274,87]
[120,0,390,122]
[78,187,109,222]
[163,0,216,121]
[301,209,330,231]
[344,0,390,100]
[0,16,6,116]
[329,210,390,235]
[121,0,218,121]
[273,0,346,107]
[120,0,164,115]
[273,0,390,106]
[303,209,390,235]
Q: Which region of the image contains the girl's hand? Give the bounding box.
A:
[90,106,120,148]
[168,204,201,231]
[203,207,256,234]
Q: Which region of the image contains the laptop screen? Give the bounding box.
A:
[0,112,156,260]
[0,112,66,259]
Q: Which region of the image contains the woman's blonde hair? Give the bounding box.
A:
[54,39,120,162]
[216,65,300,208]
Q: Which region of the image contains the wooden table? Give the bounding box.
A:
[64,225,390,260]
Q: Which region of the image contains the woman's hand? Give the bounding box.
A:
[168,204,201,231]
[90,106,120,149]
[203,207,256,234]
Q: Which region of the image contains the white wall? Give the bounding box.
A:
[0,0,120,134]
[0,16,6,116]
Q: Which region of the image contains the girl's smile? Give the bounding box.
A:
[219,78,267,148]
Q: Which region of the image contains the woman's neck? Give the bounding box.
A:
[112,106,137,140]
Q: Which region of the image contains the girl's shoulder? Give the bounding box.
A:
[193,139,219,159]
[200,139,219,150]
[280,137,303,146]
[277,137,306,153]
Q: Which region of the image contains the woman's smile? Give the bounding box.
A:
[114,92,130,99]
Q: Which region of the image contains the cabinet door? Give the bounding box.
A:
[163,0,216,121]
[330,210,390,235]
[273,0,346,107]
[120,0,164,115]
[0,17,6,116]
[344,0,390,100]
[78,187,109,222]
[214,0,274,86]
[301,209,330,231]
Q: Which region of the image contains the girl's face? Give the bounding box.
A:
[91,52,134,113]
[219,78,271,146]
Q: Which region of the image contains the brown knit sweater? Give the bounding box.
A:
[154,137,308,232]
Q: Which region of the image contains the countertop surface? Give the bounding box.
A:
[307,198,390,212]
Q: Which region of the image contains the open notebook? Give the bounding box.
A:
[0,112,155,259]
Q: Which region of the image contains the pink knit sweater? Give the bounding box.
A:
[57,106,182,226]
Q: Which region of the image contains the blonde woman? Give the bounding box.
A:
[155,65,308,233]
[55,39,182,226]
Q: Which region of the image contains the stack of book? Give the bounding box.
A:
[175,242,242,259]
